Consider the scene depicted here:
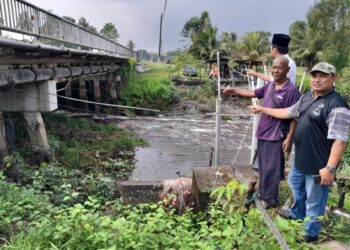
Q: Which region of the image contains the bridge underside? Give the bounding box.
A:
[0,39,128,155]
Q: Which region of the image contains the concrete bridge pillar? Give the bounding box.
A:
[65,81,72,111]
[0,112,8,153]
[79,79,88,111]
[108,72,118,103]
[23,112,49,150]
[93,80,101,113]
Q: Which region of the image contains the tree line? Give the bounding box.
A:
[180,0,350,73]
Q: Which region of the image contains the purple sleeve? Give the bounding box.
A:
[254,84,269,99]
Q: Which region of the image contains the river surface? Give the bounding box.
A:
[116,100,255,181]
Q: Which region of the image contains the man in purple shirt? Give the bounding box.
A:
[223,56,300,208]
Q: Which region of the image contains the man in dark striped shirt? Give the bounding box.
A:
[248,62,350,243]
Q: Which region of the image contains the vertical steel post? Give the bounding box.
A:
[214,51,221,167]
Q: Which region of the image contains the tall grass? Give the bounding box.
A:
[119,60,178,113]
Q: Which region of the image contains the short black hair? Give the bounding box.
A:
[272,44,288,54]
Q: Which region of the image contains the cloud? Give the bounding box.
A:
[28,0,315,52]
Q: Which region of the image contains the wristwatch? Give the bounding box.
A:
[326,166,337,174]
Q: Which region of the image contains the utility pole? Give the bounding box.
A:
[158,0,168,68]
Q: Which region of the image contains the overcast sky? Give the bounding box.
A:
[28,0,316,52]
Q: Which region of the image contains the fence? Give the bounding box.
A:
[0,0,135,57]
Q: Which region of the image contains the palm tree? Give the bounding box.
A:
[181,11,219,60]
[219,32,237,58]
[239,32,270,62]
[289,21,321,68]
[190,25,219,60]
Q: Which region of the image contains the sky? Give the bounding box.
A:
[28,0,316,52]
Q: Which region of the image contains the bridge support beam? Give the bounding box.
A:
[79,79,88,111]
[108,72,119,104]
[23,112,49,150]
[0,80,57,111]
[0,112,8,153]
[93,80,101,113]
[65,81,72,111]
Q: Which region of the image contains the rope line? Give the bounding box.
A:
[12,88,160,112]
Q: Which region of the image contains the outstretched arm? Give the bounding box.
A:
[223,87,255,98]
[247,70,271,81]
[248,105,290,119]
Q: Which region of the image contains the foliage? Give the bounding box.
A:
[78,17,97,33]
[62,16,76,24]
[0,113,145,206]
[289,21,321,68]
[238,31,271,62]
[338,67,350,103]
[219,32,238,59]
[0,172,53,240]
[2,182,280,250]
[177,82,216,108]
[100,22,119,42]
[127,40,135,50]
[181,11,219,60]
[120,61,178,113]
[290,0,350,73]
[172,53,205,76]
[307,0,350,72]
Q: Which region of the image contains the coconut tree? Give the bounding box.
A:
[219,32,237,58]
[190,25,219,60]
[239,31,270,62]
[181,11,219,60]
[289,21,322,68]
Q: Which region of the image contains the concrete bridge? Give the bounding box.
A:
[0,0,135,154]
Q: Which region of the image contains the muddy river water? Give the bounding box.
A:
[117,100,255,181]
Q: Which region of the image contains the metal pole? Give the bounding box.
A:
[157,0,168,68]
[158,13,162,68]
[214,51,221,167]
[299,70,306,92]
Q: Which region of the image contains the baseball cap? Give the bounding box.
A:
[310,62,336,75]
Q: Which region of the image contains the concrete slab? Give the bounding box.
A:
[233,164,258,184]
[319,241,350,250]
[117,181,163,205]
[192,166,236,211]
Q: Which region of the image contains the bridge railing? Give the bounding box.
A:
[0,0,135,58]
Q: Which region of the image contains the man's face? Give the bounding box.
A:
[310,71,335,95]
[271,59,289,82]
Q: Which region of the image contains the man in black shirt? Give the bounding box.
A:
[248,62,350,243]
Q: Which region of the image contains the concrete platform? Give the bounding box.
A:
[192,166,236,211]
[117,181,163,205]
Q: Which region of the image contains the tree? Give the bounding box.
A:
[181,11,219,60]
[289,21,321,67]
[62,16,76,24]
[78,17,97,33]
[127,40,135,50]
[191,25,218,60]
[290,0,350,72]
[100,22,119,42]
[219,32,238,58]
[239,31,270,62]
[307,0,350,71]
